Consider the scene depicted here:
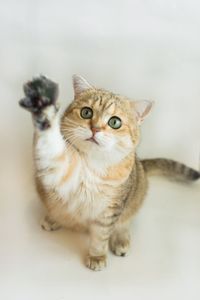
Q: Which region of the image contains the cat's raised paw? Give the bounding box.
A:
[85,255,107,271]
[19,75,59,114]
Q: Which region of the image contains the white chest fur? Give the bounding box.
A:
[55,158,110,222]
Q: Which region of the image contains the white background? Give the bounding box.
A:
[0,1,200,299]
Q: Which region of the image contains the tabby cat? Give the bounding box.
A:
[19,75,200,271]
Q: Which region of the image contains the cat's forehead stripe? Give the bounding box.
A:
[104,102,114,111]
[94,95,103,106]
[99,96,103,106]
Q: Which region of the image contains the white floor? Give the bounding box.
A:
[1,0,200,299]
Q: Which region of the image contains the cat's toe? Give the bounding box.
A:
[85,255,107,271]
[40,217,61,232]
[110,239,130,257]
[19,96,39,113]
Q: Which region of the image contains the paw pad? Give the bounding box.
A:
[19,75,59,114]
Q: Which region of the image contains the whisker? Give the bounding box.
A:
[63,132,77,139]
[62,117,85,128]
[65,134,80,144]
[62,128,84,136]
[62,127,87,135]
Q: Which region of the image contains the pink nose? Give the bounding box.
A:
[91,127,101,135]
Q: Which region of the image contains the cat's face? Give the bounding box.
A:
[61,75,152,165]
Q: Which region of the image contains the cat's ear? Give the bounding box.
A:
[132,100,154,125]
[72,74,93,97]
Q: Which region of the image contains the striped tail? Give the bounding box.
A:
[141,158,200,182]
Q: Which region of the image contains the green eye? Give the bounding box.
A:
[108,116,122,129]
[80,107,93,119]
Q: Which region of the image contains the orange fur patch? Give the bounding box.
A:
[59,152,78,185]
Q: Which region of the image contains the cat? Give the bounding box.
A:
[19,75,200,271]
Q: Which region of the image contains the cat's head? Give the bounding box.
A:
[61,75,153,165]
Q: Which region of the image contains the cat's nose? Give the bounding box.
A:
[91,126,101,135]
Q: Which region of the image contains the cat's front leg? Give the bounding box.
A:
[86,223,112,271]
[19,76,72,187]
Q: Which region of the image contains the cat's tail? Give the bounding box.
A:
[141,158,200,182]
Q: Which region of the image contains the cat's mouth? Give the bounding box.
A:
[86,137,99,145]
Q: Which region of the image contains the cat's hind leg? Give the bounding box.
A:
[109,220,131,257]
[41,215,61,231]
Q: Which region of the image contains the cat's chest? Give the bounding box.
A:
[56,161,109,220]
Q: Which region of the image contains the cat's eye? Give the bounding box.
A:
[80,107,93,119]
[108,116,122,129]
